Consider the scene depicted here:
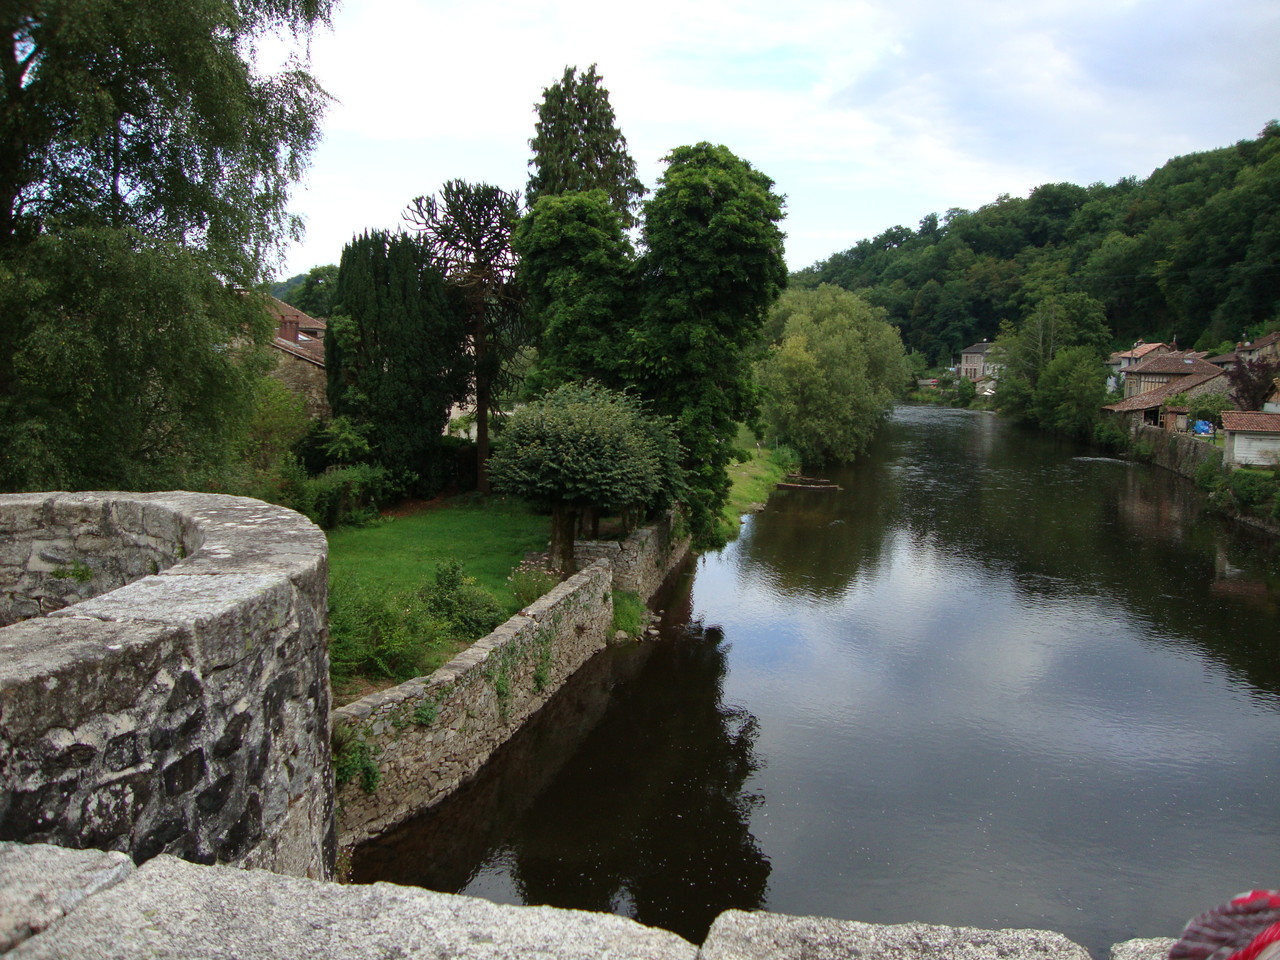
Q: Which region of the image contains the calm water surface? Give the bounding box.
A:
[355,407,1280,956]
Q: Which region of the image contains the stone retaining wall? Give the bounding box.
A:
[574,510,691,600]
[1130,422,1222,480]
[332,560,614,851]
[0,492,332,879]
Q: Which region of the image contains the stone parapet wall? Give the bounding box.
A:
[333,560,614,850]
[0,494,196,627]
[0,492,333,879]
[574,510,692,600]
[0,842,1176,960]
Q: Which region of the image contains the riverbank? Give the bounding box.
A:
[330,510,693,858]
[1124,421,1280,536]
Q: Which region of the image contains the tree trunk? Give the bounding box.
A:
[473,307,492,494]
[549,504,579,575]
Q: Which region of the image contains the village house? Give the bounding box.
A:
[959,340,996,382]
[1105,340,1170,391]
[1101,352,1226,428]
[1264,378,1280,414]
[1235,330,1280,365]
[1221,411,1280,467]
[1120,352,1217,399]
[265,296,329,419]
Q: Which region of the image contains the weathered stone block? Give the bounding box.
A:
[700,910,1092,960]
[0,492,332,880]
[5,853,697,960]
[0,841,133,952]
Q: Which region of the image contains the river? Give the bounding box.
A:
[353,406,1280,957]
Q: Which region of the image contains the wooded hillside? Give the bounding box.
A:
[794,122,1280,361]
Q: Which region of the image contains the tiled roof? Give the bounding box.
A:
[961,341,993,355]
[1221,411,1280,434]
[1111,341,1169,363]
[271,335,325,366]
[266,295,327,333]
[1207,352,1238,366]
[1124,353,1220,376]
[1102,370,1225,412]
[1238,330,1280,352]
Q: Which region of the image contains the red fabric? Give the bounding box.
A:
[1169,891,1280,960]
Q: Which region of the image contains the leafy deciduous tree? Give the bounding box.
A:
[1226,356,1280,411]
[1030,345,1108,438]
[756,286,909,465]
[0,226,271,490]
[1,0,329,280]
[512,189,633,392]
[488,382,684,574]
[0,0,330,492]
[632,142,787,543]
[283,263,338,318]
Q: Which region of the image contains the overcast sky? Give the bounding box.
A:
[270,0,1280,281]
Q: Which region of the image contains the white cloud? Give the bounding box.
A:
[270,0,1280,279]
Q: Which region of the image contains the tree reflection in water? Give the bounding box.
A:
[351,612,770,945]
[509,625,769,941]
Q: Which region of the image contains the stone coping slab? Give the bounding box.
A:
[2,843,1183,960]
[1111,939,1176,960]
[700,909,1093,960]
[0,842,133,952]
[6,850,697,960]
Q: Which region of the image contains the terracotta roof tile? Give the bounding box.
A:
[270,336,325,366]
[1221,411,1280,433]
[266,295,327,331]
[1102,370,1225,412]
[1124,353,1221,376]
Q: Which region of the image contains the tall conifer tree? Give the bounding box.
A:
[327,231,468,493]
[526,65,646,227]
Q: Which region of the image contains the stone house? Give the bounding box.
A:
[1101,360,1226,428]
[1235,330,1280,365]
[1264,378,1280,414]
[959,340,996,381]
[1120,352,1218,399]
[1221,411,1280,467]
[265,296,329,419]
[1105,340,1170,391]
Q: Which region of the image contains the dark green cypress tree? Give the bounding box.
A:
[326,231,468,493]
[526,65,646,227]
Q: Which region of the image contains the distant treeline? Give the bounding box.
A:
[793,122,1280,362]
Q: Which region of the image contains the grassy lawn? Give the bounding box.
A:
[719,446,789,541]
[325,450,785,700]
[327,494,549,614]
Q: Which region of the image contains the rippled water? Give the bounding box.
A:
[355,407,1280,956]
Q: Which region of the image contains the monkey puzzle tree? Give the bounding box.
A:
[405,180,526,493]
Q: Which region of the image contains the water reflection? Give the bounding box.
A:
[352,615,770,943]
[357,406,1280,956]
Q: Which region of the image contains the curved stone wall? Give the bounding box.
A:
[0,492,333,879]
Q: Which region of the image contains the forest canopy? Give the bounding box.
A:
[794,122,1280,362]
